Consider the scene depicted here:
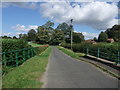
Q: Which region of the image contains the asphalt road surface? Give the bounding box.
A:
[42,47,118,88]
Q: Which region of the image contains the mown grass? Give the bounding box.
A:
[2,47,51,88]
[57,46,85,59]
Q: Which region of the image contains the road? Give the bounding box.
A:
[42,47,118,88]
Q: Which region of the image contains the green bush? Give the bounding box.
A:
[61,42,120,62]
[2,39,31,52]
[1,39,49,75]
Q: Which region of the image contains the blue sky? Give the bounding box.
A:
[2,1,119,39]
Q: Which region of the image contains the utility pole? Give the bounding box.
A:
[70,19,73,50]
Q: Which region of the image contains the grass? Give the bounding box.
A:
[57,46,85,59]
[2,47,51,88]
[28,42,42,47]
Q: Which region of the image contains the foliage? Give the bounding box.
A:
[98,32,108,42]
[61,42,120,62]
[56,22,71,43]
[73,32,85,43]
[2,44,48,75]
[13,36,17,39]
[61,42,120,53]
[43,21,54,31]
[93,37,97,42]
[2,39,31,52]
[50,29,64,45]
[2,47,51,88]
[2,36,12,39]
[36,21,54,44]
[19,34,28,41]
[105,25,120,42]
[28,29,37,41]
[37,29,51,44]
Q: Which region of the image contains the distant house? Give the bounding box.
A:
[85,39,97,44]
[107,38,114,43]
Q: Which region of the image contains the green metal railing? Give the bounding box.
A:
[85,48,120,65]
[0,47,38,67]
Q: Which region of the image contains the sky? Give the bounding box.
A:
[1,0,120,40]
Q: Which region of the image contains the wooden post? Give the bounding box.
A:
[87,48,89,55]
[117,51,120,65]
[97,48,99,58]
[15,51,18,66]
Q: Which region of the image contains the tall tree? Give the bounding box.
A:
[56,22,71,43]
[93,37,97,42]
[98,32,108,42]
[73,32,85,43]
[13,36,17,39]
[50,30,64,45]
[37,29,51,44]
[19,34,28,40]
[43,21,54,31]
[105,25,120,42]
[28,29,36,41]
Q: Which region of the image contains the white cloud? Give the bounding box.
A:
[82,32,99,39]
[75,0,120,2]
[40,1,118,30]
[2,32,12,36]
[12,24,38,32]
[1,0,120,2]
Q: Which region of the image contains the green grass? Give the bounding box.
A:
[57,46,85,59]
[28,42,42,47]
[2,47,51,88]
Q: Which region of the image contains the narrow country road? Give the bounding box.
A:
[42,47,118,88]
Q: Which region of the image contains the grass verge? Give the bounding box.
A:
[2,47,51,88]
[57,46,119,79]
[57,46,85,59]
[28,42,42,47]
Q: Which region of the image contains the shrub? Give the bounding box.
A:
[61,42,120,62]
[2,39,31,52]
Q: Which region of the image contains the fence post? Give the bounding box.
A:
[3,53,6,66]
[117,51,120,65]
[87,48,89,55]
[28,49,30,59]
[23,49,25,62]
[15,51,18,67]
[31,48,34,57]
[97,48,99,58]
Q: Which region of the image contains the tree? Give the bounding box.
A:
[98,32,108,42]
[93,37,97,42]
[2,35,12,39]
[19,34,22,39]
[13,36,17,39]
[36,21,54,44]
[50,30,64,45]
[37,29,51,44]
[43,21,54,31]
[2,35,8,39]
[19,34,28,40]
[28,29,36,41]
[73,32,85,43]
[56,22,71,43]
[105,25,120,42]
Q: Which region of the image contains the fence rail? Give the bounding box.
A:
[85,48,120,65]
[0,47,38,67]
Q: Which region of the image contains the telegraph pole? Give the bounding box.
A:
[70,19,73,50]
